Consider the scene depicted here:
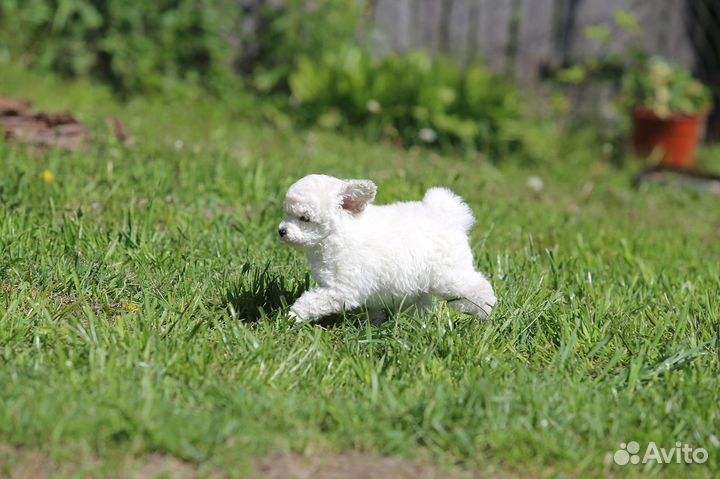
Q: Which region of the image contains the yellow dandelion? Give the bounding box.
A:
[41,170,55,184]
[123,304,141,312]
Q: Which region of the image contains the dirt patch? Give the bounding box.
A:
[0,445,199,479]
[0,97,129,152]
[124,454,200,479]
[0,97,92,151]
[0,445,53,479]
[0,445,512,479]
[252,451,476,479]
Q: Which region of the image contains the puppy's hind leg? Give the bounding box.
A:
[432,270,496,319]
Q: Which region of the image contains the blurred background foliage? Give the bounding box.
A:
[288,48,526,154]
[0,0,537,155]
[0,0,713,159]
[241,0,365,94]
[0,0,376,97]
[0,0,239,94]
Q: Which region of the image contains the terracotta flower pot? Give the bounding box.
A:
[632,107,706,170]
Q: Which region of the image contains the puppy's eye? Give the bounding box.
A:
[299,215,310,223]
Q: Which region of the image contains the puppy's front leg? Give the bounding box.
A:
[289,287,356,323]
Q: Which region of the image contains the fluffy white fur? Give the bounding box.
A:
[278,174,496,323]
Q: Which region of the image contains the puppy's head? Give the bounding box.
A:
[278,174,377,248]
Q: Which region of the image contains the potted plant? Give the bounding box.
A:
[622,57,712,170]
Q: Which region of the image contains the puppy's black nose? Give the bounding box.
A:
[278,226,287,237]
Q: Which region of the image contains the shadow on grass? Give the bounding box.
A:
[222,262,385,327]
[223,262,308,323]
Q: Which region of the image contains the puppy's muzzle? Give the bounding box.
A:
[278,226,287,237]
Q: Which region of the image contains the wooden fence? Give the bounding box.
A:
[369,0,700,86]
[239,0,720,131]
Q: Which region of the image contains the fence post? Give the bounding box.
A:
[505,0,522,78]
[438,0,455,53]
[465,0,481,66]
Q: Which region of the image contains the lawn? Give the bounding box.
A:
[0,67,719,478]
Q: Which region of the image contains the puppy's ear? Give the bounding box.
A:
[340,179,377,214]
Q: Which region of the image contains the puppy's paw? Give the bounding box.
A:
[288,309,306,324]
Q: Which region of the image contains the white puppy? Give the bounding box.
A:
[278,174,496,323]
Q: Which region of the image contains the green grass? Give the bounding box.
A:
[1,65,719,478]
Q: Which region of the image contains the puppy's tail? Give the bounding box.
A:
[423,187,475,233]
